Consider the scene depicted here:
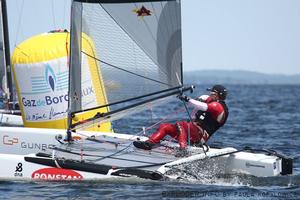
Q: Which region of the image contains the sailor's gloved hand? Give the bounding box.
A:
[196,95,210,102]
[177,94,190,102]
[174,147,189,157]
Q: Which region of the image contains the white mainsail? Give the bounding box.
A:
[68,0,185,131]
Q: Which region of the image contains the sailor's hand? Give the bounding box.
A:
[177,94,190,102]
[196,95,209,102]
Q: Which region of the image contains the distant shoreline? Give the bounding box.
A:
[184,70,300,85]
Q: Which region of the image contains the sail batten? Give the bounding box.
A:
[69,0,182,129]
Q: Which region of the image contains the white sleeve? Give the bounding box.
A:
[188,98,208,111]
[197,95,209,102]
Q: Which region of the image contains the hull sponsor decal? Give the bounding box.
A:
[32,168,83,180]
[3,135,19,145]
[245,162,266,168]
[14,162,23,177]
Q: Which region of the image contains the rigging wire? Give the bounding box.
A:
[14,0,25,48]
[72,86,182,116]
[51,0,56,29]
[65,106,186,155]
[71,87,193,130]
[182,100,207,156]
[98,3,169,77]
[57,106,187,166]
[52,146,170,170]
[62,0,67,28]
[81,37,109,107]
[81,51,172,87]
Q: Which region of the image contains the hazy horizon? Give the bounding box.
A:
[183,68,300,76]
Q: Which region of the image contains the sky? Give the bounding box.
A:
[6,0,300,75]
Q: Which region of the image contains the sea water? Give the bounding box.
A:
[1,84,299,200]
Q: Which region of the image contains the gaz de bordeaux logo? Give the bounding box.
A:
[30,63,68,93]
[21,61,95,121]
[45,64,57,91]
[21,63,69,109]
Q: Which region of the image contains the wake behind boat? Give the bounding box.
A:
[0,0,293,181]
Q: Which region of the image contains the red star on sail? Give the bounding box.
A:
[133,6,152,17]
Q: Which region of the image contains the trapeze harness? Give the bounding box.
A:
[194,100,229,141]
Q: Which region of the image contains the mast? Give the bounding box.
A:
[1,0,13,107]
[67,0,82,140]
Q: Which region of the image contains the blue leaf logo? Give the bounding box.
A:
[45,64,57,92]
[49,76,55,91]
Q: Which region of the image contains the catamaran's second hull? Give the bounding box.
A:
[0,112,23,126]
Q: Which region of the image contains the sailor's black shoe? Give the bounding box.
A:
[133,141,154,150]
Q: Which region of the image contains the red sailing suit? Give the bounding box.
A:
[147,95,228,148]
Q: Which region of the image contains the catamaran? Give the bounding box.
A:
[0,0,22,126]
[0,0,293,181]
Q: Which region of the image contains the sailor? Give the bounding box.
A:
[133,85,229,157]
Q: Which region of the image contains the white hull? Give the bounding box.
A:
[0,126,292,181]
[0,153,113,180]
[0,111,23,126]
[0,148,286,181]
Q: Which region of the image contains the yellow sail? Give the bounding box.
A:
[12,30,112,132]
